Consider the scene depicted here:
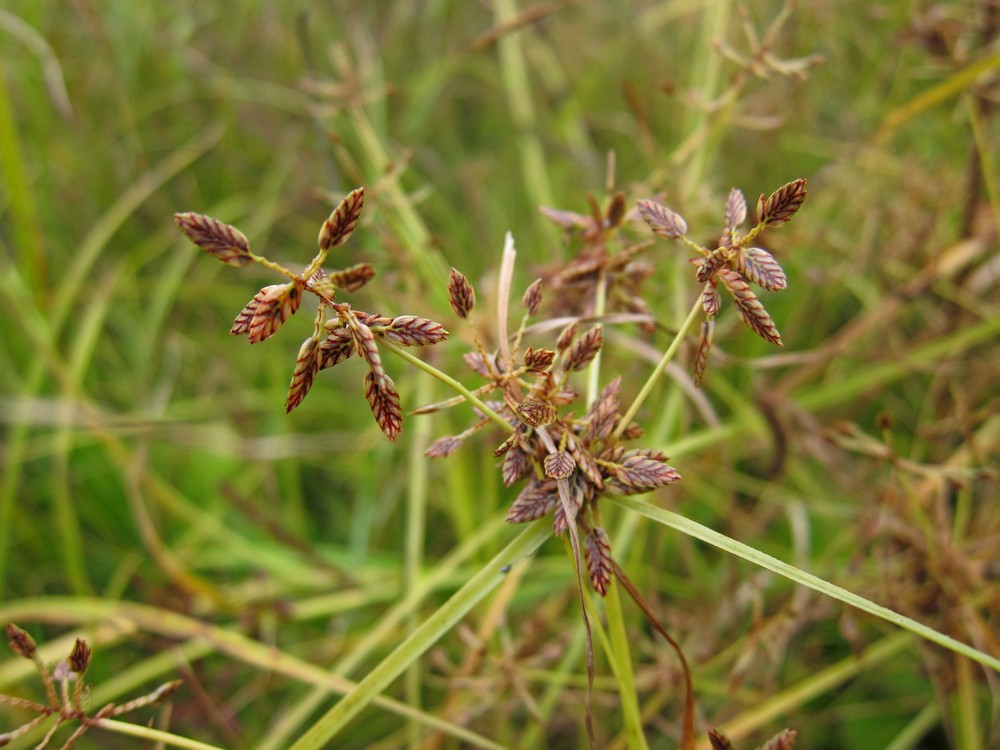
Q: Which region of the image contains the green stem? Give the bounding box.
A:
[614,297,702,440]
[89,719,225,750]
[380,340,513,433]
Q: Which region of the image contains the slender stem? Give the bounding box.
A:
[88,718,225,750]
[379,340,513,434]
[614,297,703,441]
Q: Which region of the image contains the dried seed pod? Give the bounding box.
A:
[447,268,476,319]
[174,212,253,266]
[636,199,688,238]
[757,178,807,227]
[318,187,365,250]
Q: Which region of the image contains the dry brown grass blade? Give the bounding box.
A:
[611,560,696,750]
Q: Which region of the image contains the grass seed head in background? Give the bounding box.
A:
[174,187,448,439]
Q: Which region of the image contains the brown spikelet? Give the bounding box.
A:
[307,268,337,299]
[587,376,621,441]
[719,269,783,346]
[318,328,355,369]
[555,321,578,352]
[606,191,627,228]
[318,186,365,250]
[514,396,557,427]
[538,205,592,230]
[725,188,747,233]
[463,351,495,378]
[6,623,37,658]
[365,370,402,440]
[247,282,304,344]
[494,432,518,457]
[736,246,787,291]
[506,478,558,523]
[524,346,556,372]
[569,438,604,489]
[380,315,448,347]
[68,638,92,675]
[286,336,320,413]
[760,729,798,750]
[174,212,254,266]
[608,453,681,494]
[345,312,387,383]
[757,178,807,227]
[231,291,265,335]
[585,526,612,596]
[563,325,603,372]
[522,278,543,315]
[694,319,713,387]
[707,729,737,750]
[544,451,575,480]
[426,434,464,458]
[502,444,533,486]
[636,199,688,238]
[448,268,476,319]
[328,262,376,293]
[552,480,586,535]
[701,277,722,317]
[696,247,733,284]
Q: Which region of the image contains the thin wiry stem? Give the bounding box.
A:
[614,297,703,441]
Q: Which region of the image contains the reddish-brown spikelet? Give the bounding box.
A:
[569,439,604,489]
[700,277,722,317]
[447,268,476,318]
[718,268,783,346]
[345,313,387,383]
[694,320,713,387]
[502,445,533,486]
[365,370,402,440]
[555,321,578,352]
[608,452,681,494]
[636,199,688,238]
[522,278,543,315]
[736,246,787,291]
[286,336,320,413]
[68,638,92,674]
[587,377,621,441]
[724,187,747,232]
[707,729,737,750]
[524,346,556,372]
[544,451,575,480]
[757,178,807,227]
[318,327,355,369]
[506,479,558,523]
[174,212,254,266]
[6,623,37,658]
[425,434,464,458]
[585,526,612,595]
[696,247,733,284]
[328,262,376,293]
[563,324,603,372]
[380,316,448,347]
[606,191,627,228]
[247,283,304,344]
[552,482,585,535]
[318,187,365,250]
[515,397,557,427]
[760,729,798,750]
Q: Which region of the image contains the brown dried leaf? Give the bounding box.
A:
[757,178,807,227]
[365,370,402,440]
[563,325,603,372]
[515,397,557,427]
[502,444,533,486]
[522,278,543,316]
[174,212,253,266]
[694,319,713,388]
[448,267,476,319]
[328,262,376,293]
[544,451,575,480]
[524,346,556,372]
[286,336,320,413]
[585,526,612,596]
[318,186,365,250]
[725,188,747,232]
[380,315,449,347]
[506,478,558,523]
[247,282,304,344]
[736,246,787,291]
[719,268,783,346]
[318,328,355,370]
[636,199,688,239]
[426,434,464,458]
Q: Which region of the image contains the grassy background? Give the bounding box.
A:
[1,1,998,748]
